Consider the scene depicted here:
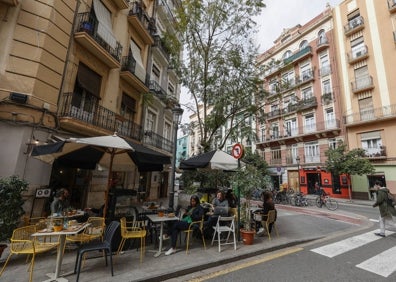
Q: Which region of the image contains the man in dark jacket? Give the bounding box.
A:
[373,186,396,237]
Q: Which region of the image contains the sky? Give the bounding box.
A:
[180,0,342,123]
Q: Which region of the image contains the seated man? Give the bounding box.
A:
[203,191,229,238]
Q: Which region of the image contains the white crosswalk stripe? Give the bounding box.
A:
[310,230,395,277]
[356,246,396,277]
[310,230,394,258]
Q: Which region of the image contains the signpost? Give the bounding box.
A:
[232,143,244,241]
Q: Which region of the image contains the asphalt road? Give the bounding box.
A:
[173,203,396,282]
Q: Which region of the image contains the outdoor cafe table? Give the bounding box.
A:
[32,222,90,282]
[146,214,178,257]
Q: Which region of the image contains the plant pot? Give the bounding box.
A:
[240,229,255,245]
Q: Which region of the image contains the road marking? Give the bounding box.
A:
[369,218,379,222]
[310,230,394,258]
[186,247,303,281]
[356,246,396,277]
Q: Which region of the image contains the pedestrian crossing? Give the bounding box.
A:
[310,230,396,277]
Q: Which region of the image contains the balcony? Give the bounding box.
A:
[344,16,365,36]
[351,75,374,94]
[321,92,333,105]
[143,130,173,153]
[298,96,318,111]
[319,65,331,77]
[157,0,177,21]
[152,35,171,61]
[74,13,122,69]
[128,1,155,45]
[388,0,396,13]
[283,46,313,65]
[364,146,387,159]
[304,155,320,164]
[120,55,149,93]
[58,93,142,141]
[316,37,329,52]
[348,45,369,64]
[149,80,169,101]
[344,103,396,125]
[295,70,314,87]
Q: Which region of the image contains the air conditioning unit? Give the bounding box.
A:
[35,188,51,198]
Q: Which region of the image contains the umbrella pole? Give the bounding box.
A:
[103,152,115,220]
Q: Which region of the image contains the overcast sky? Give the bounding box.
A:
[180,0,342,123]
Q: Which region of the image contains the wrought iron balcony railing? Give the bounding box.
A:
[59,92,142,141]
[75,12,122,62]
[344,103,396,124]
[143,130,173,153]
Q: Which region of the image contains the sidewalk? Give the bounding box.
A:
[0,199,374,282]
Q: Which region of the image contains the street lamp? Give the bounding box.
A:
[169,104,184,211]
[296,156,300,192]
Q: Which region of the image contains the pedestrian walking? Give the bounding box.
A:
[372,185,396,237]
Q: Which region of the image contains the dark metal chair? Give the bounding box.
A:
[74,221,120,282]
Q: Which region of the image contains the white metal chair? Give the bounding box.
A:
[211,215,236,252]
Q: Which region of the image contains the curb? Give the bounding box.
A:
[138,237,320,282]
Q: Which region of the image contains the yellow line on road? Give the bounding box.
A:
[187,247,303,281]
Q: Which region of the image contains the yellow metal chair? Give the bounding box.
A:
[65,217,105,247]
[182,217,206,254]
[117,217,147,262]
[0,225,59,282]
[260,209,278,240]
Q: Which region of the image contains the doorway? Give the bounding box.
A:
[307,173,319,194]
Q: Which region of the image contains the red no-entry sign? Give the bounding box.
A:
[232,143,244,159]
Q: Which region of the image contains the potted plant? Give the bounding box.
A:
[0,175,28,257]
[231,165,265,245]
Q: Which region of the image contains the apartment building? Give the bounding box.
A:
[332,0,396,196]
[256,7,346,197]
[0,0,182,213]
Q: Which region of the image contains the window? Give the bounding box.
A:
[282,71,295,86]
[328,138,337,150]
[71,64,101,122]
[351,37,365,59]
[130,40,146,82]
[120,94,136,136]
[283,50,292,59]
[300,63,312,81]
[285,118,297,136]
[271,147,281,164]
[168,82,175,97]
[302,87,313,100]
[260,126,266,142]
[271,123,279,139]
[304,141,320,163]
[318,29,327,45]
[152,63,161,83]
[360,131,382,157]
[146,109,157,131]
[304,114,315,132]
[319,53,330,76]
[347,10,363,29]
[93,0,117,49]
[164,122,171,140]
[354,66,370,89]
[358,97,374,121]
[269,80,278,94]
[325,108,336,128]
[300,40,308,50]
[322,79,331,94]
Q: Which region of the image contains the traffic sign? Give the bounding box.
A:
[232,143,244,159]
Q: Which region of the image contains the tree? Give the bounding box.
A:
[325,142,375,200]
[175,0,267,152]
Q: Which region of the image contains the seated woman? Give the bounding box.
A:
[163,195,204,256]
[256,190,277,236]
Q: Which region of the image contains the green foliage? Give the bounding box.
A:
[325,142,375,176]
[231,162,268,231]
[0,175,28,242]
[181,170,232,195]
[174,0,267,152]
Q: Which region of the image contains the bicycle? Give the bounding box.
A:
[315,191,338,211]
